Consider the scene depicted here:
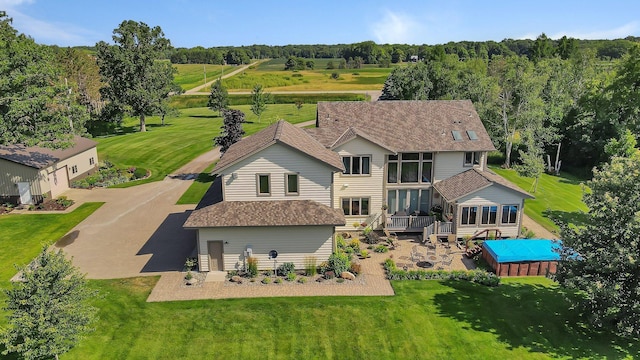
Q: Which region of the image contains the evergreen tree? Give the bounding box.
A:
[1,248,98,360]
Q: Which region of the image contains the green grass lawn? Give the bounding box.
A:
[58,277,637,359]
[95,104,316,188]
[491,167,589,234]
[176,161,216,205]
[173,64,235,91]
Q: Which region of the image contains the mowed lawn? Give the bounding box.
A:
[491,167,589,234]
[0,205,636,359]
[221,58,392,91]
[173,64,236,91]
[95,104,317,188]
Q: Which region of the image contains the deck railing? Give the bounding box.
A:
[387,215,435,232]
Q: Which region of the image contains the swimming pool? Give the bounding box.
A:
[482,239,561,276]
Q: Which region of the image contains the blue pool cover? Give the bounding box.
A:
[483,239,562,263]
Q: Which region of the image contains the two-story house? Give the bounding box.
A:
[184,100,533,272]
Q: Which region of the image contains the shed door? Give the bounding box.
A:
[17,182,32,205]
[208,241,224,271]
[48,166,69,198]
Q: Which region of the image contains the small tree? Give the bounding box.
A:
[215,109,246,154]
[250,84,271,123]
[295,101,303,112]
[208,80,229,116]
[1,248,98,360]
[554,152,640,338]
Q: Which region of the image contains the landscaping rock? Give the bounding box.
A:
[186,277,198,285]
[324,271,335,279]
[341,271,356,281]
[231,275,243,283]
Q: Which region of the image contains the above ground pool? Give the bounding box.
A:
[482,239,561,276]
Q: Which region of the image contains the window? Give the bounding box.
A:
[341,197,370,216]
[89,157,95,165]
[464,152,480,166]
[257,174,270,196]
[285,173,299,195]
[501,205,519,224]
[452,130,463,141]
[386,189,430,215]
[71,165,78,174]
[387,153,433,184]
[342,156,370,175]
[467,130,478,140]
[460,206,478,225]
[481,205,498,225]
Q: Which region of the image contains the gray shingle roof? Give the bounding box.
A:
[213,120,344,174]
[433,168,534,202]
[314,100,496,152]
[183,200,346,228]
[0,136,97,169]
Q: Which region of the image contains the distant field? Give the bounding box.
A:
[173,64,235,91]
[220,59,392,91]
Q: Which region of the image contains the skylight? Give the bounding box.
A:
[452,130,463,141]
[467,130,478,140]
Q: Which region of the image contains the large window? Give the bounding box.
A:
[464,152,481,166]
[342,156,370,175]
[341,197,370,216]
[257,174,270,196]
[481,205,498,225]
[501,205,519,224]
[386,189,431,215]
[460,206,478,225]
[285,173,299,195]
[387,153,433,184]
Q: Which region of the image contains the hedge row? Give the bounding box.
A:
[170,93,367,109]
[383,259,500,287]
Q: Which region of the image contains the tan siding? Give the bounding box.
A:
[332,137,388,231]
[0,159,45,197]
[221,144,333,206]
[197,226,334,271]
[53,147,98,181]
[433,152,466,181]
[455,185,525,238]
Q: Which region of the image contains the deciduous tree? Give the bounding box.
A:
[250,84,270,123]
[1,248,98,360]
[215,109,246,154]
[96,20,177,132]
[0,12,86,149]
[555,151,640,338]
[208,80,229,116]
[379,62,432,100]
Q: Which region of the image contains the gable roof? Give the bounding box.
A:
[183,200,346,228]
[0,136,97,169]
[313,100,496,152]
[329,127,396,152]
[213,120,344,174]
[433,168,534,202]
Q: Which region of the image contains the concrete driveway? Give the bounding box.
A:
[57,148,221,279]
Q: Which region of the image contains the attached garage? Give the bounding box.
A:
[0,136,98,205]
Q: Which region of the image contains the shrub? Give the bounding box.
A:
[331,72,340,80]
[318,261,330,275]
[132,167,147,179]
[286,272,297,282]
[262,277,271,284]
[304,256,317,276]
[263,269,273,276]
[349,262,362,275]
[292,73,303,77]
[349,238,361,250]
[184,257,197,271]
[247,257,258,277]
[277,262,295,277]
[336,235,347,249]
[328,252,350,275]
[384,267,500,287]
[374,244,389,253]
[298,277,307,284]
[274,278,282,284]
[360,249,369,258]
[383,258,396,271]
[185,271,193,280]
[54,196,74,208]
[336,278,345,283]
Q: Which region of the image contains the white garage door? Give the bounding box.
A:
[48,166,69,198]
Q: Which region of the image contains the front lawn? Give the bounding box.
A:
[95,104,316,187]
[59,277,637,359]
[491,168,589,234]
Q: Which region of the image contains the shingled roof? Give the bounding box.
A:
[0,136,97,169]
[313,100,496,152]
[213,120,344,174]
[183,200,346,228]
[433,168,534,202]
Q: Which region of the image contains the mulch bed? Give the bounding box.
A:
[0,205,14,215]
[30,199,74,211]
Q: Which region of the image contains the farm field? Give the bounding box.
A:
[173,64,236,91]
[95,104,317,187]
[217,58,393,91]
[490,167,589,234]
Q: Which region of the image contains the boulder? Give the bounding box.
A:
[231,275,243,283]
[341,271,356,281]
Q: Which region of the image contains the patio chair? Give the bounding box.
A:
[437,256,453,270]
[411,245,425,262]
[384,228,399,248]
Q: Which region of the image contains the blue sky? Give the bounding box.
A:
[2,0,640,47]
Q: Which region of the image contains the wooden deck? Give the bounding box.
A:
[386,215,435,233]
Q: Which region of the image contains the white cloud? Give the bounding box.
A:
[370,10,425,44]
[520,22,640,40]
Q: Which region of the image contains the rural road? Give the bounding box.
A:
[184,59,268,94]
